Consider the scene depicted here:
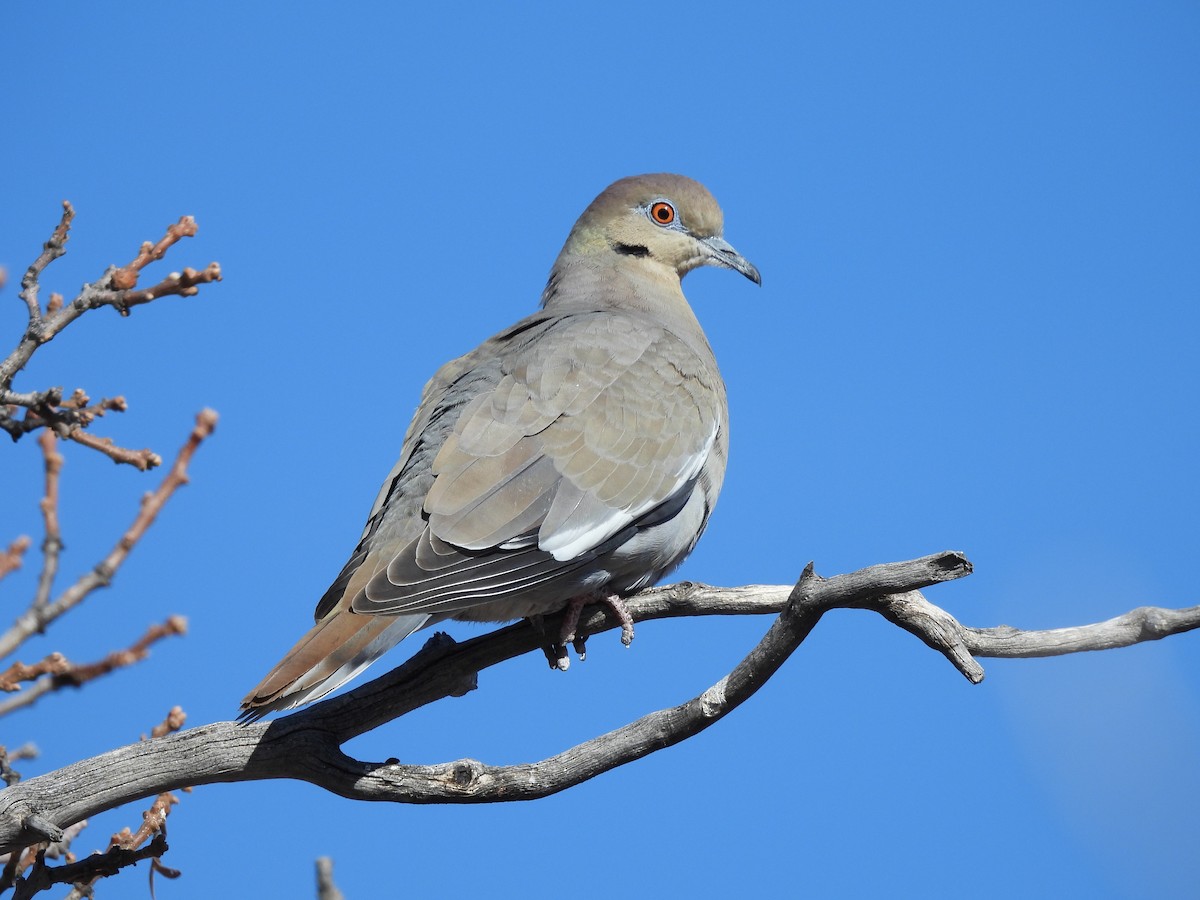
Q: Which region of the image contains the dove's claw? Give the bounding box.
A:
[600,595,636,647]
[537,639,571,671]
[551,594,636,663]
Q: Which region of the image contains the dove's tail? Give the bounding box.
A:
[238,610,430,721]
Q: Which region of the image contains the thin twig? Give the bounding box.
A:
[0,538,31,583]
[33,431,62,608]
[0,744,38,788]
[0,680,56,718]
[12,834,168,900]
[117,791,179,850]
[58,390,128,422]
[110,217,199,290]
[61,429,162,470]
[147,705,187,740]
[316,857,344,900]
[8,394,153,468]
[0,655,71,692]
[0,618,188,716]
[0,205,220,464]
[0,204,73,395]
[16,202,73,323]
[76,262,222,319]
[0,411,217,660]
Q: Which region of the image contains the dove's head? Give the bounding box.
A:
[547,174,761,303]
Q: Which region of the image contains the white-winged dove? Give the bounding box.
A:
[240,174,760,719]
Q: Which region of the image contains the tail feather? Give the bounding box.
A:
[239,611,430,721]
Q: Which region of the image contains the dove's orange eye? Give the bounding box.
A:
[650,201,675,225]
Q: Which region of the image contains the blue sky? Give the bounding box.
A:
[2,2,1199,897]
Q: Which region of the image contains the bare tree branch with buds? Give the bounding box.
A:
[0,202,221,467]
[0,206,220,896]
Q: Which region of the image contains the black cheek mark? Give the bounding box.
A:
[614,243,649,258]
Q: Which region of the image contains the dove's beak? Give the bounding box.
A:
[703,236,761,285]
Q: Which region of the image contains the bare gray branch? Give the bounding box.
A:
[0,549,1193,857]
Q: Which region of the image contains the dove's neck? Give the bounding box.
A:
[540,251,709,348]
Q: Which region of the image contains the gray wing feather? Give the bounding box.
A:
[350,310,722,617]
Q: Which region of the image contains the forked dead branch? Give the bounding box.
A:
[1,548,1198,857]
[0,549,1195,854]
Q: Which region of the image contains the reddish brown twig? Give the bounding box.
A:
[0,655,71,693]
[98,262,223,317]
[115,791,179,850]
[65,618,188,691]
[147,705,187,740]
[0,617,189,708]
[0,618,188,715]
[0,538,31,582]
[0,411,217,660]
[58,389,128,420]
[87,409,217,578]
[109,217,199,291]
[62,429,162,470]
[130,796,176,844]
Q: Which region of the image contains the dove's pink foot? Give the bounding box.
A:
[532,595,637,670]
[547,594,635,670]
